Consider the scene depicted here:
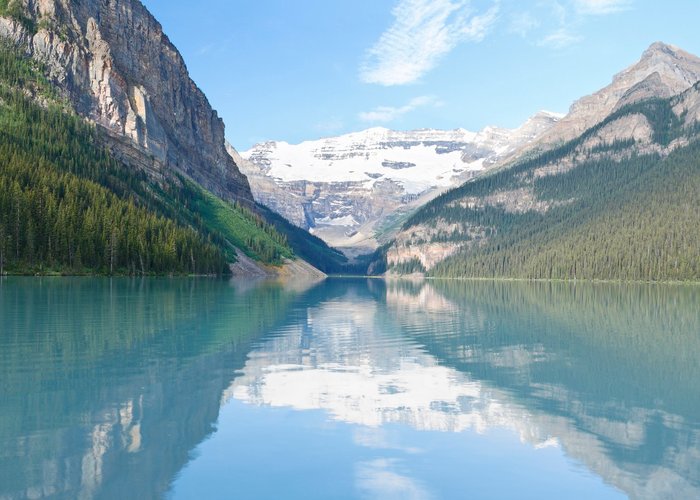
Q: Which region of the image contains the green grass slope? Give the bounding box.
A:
[256,205,351,274]
[189,185,293,264]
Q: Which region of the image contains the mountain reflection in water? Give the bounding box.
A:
[0,278,698,499]
[229,279,700,499]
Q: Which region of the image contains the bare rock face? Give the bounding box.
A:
[0,0,253,205]
[533,42,700,148]
[672,82,700,126]
[227,144,312,229]
[387,242,463,272]
[581,113,654,150]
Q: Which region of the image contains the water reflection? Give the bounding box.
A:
[0,278,315,500]
[229,279,700,500]
[1,278,699,499]
[230,287,509,433]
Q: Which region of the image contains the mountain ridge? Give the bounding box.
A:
[531,41,700,149]
[379,42,700,281]
[0,0,340,277]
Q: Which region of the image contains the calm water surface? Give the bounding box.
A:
[0,277,699,499]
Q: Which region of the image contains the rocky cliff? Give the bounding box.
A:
[0,0,253,205]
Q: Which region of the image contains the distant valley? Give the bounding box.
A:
[235,112,560,255]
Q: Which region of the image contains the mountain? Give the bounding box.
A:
[0,0,340,276]
[532,42,700,148]
[238,112,561,255]
[380,43,700,281]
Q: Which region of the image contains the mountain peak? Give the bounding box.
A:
[636,41,700,74]
[0,0,254,206]
[642,41,683,59]
[532,43,700,148]
[614,41,700,96]
[533,110,565,120]
[644,42,680,55]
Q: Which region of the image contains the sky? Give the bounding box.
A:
[141,0,700,151]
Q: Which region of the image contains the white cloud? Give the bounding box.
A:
[550,0,569,25]
[533,0,630,49]
[360,0,499,86]
[538,28,583,49]
[509,12,540,37]
[358,96,441,123]
[574,0,632,15]
[356,459,432,500]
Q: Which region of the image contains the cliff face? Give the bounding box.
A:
[0,0,253,204]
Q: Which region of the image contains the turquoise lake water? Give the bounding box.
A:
[0,277,699,499]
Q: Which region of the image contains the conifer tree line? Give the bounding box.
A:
[0,159,230,275]
[0,41,354,275]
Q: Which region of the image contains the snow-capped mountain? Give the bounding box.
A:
[234,111,561,254]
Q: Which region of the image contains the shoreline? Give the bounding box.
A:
[0,272,226,278]
[3,272,700,286]
[328,274,700,286]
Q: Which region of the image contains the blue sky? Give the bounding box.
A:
[142,0,700,151]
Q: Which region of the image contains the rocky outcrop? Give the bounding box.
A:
[229,249,326,282]
[0,0,253,205]
[580,113,654,150]
[386,242,463,272]
[672,81,700,126]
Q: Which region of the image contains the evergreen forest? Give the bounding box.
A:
[395,94,700,281]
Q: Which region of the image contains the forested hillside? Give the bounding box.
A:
[386,93,700,281]
[0,44,296,275]
[255,205,350,274]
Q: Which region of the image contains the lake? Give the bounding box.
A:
[0,277,699,499]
